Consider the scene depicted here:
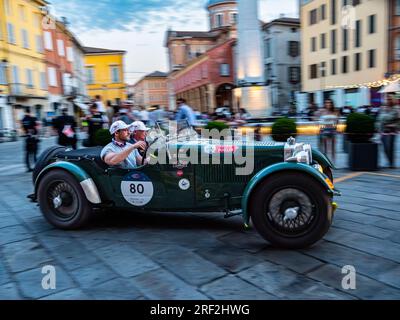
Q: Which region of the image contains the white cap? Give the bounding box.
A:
[131,121,150,132]
[109,120,132,135]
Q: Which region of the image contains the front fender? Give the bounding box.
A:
[312,149,336,169]
[34,161,101,204]
[241,162,337,226]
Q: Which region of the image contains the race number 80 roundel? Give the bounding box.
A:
[121,172,154,206]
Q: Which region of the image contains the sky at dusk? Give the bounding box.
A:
[49,0,299,84]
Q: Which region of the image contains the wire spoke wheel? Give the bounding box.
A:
[46,180,79,221]
[249,172,332,249]
[267,188,315,236]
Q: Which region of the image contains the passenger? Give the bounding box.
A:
[130,121,150,157]
[101,120,147,169]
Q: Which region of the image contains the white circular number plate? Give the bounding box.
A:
[121,173,154,206]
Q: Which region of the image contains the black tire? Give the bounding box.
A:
[249,172,333,249]
[37,169,92,229]
[32,146,68,184]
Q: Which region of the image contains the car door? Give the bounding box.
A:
[107,143,195,211]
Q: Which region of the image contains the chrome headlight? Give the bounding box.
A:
[287,150,311,164]
[284,138,312,165]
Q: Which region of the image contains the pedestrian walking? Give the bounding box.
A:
[21,107,40,172]
[318,99,339,163]
[84,104,107,147]
[94,95,106,113]
[376,96,400,168]
[175,98,196,126]
[52,107,78,149]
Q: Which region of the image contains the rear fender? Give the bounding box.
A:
[241,162,337,225]
[34,161,101,204]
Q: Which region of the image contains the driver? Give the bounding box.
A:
[101,120,147,169]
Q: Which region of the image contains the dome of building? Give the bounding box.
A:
[207,0,237,8]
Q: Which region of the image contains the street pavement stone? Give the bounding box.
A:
[0,282,22,300]
[0,215,20,229]
[0,225,33,246]
[46,243,100,272]
[332,219,394,240]
[217,231,270,253]
[259,250,324,274]
[132,268,208,300]
[94,243,159,278]
[301,241,400,289]
[151,247,227,286]
[0,259,12,286]
[85,277,143,300]
[14,265,75,299]
[196,244,266,273]
[323,228,400,263]
[201,274,277,300]
[307,264,400,300]
[40,288,90,300]
[70,263,118,289]
[1,239,53,273]
[237,261,353,300]
[0,137,399,299]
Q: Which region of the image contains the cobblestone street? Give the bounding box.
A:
[0,137,399,300]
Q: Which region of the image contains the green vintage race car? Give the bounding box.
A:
[29,122,340,249]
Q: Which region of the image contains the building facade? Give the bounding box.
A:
[300,0,389,110]
[170,39,235,113]
[71,36,86,102]
[131,71,168,108]
[388,0,400,76]
[84,47,126,106]
[262,17,301,112]
[43,18,75,113]
[0,0,48,129]
[165,0,238,112]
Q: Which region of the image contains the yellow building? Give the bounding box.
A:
[300,0,389,109]
[0,0,48,129]
[83,47,126,107]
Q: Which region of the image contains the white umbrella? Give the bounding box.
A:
[379,79,400,93]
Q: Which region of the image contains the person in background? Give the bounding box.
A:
[85,104,107,147]
[117,108,134,125]
[139,106,150,125]
[376,96,400,168]
[21,107,40,172]
[340,105,353,118]
[52,106,77,149]
[175,98,196,126]
[318,99,339,164]
[106,100,114,124]
[94,95,106,113]
[306,102,318,121]
[254,124,263,142]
